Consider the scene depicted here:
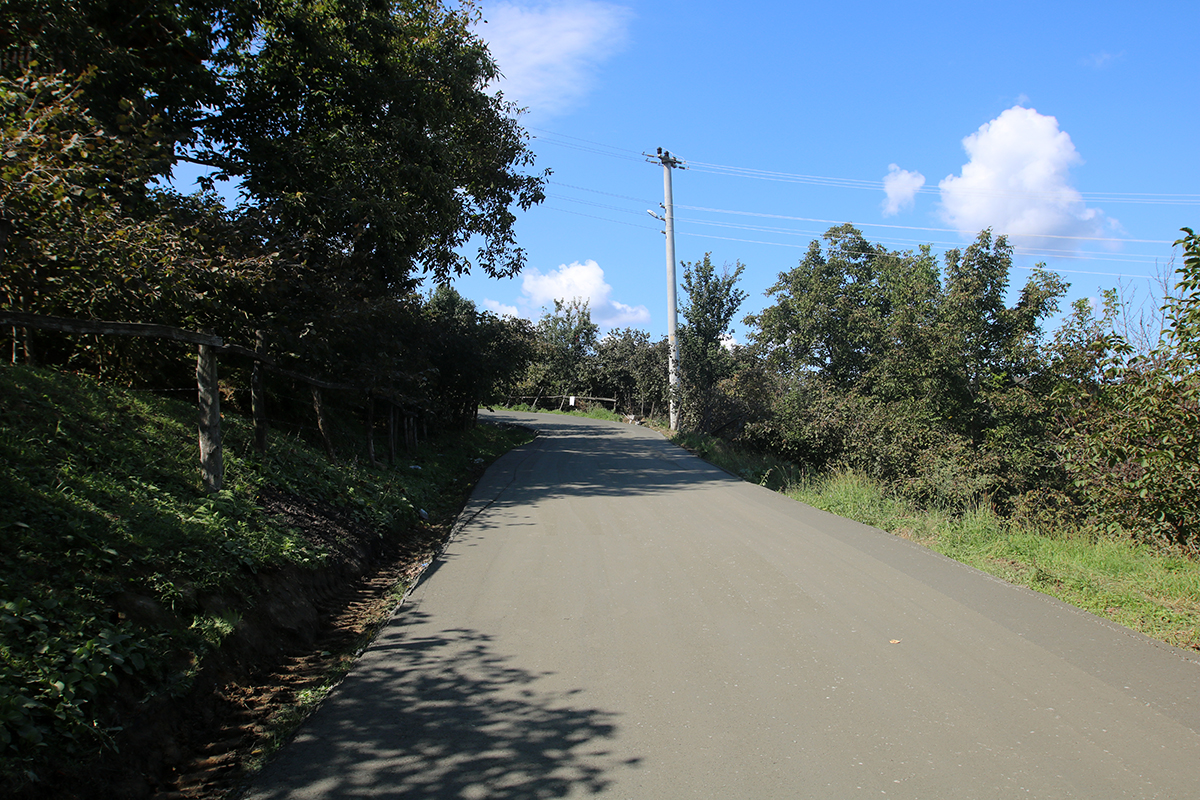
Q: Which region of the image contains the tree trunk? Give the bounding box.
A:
[366,393,376,466]
[251,330,268,454]
[387,403,396,466]
[197,343,223,492]
[311,386,336,461]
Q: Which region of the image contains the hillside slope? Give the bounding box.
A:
[0,364,530,798]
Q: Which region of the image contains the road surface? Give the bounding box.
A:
[247,410,1200,799]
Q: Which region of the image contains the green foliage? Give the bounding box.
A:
[2,2,546,421]
[422,287,535,428]
[0,0,244,149]
[0,71,256,316]
[520,299,599,400]
[677,253,750,433]
[0,595,147,761]
[518,310,672,419]
[198,0,547,286]
[1060,229,1200,551]
[0,364,529,780]
[744,225,1068,509]
[747,224,940,389]
[670,429,804,491]
[3,0,547,288]
[591,327,668,417]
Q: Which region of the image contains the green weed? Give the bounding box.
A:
[0,364,531,782]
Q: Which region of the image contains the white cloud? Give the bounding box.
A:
[881,164,926,216]
[482,299,520,317]
[938,106,1116,250]
[1083,51,1122,69]
[477,1,633,117]
[520,259,650,327]
[605,300,652,328]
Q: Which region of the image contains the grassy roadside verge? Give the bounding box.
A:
[0,364,532,789]
[671,430,1200,653]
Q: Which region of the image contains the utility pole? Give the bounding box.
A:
[645,146,686,430]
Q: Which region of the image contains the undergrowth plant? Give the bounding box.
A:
[0,364,529,783]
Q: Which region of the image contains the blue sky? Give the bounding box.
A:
[445,0,1199,343]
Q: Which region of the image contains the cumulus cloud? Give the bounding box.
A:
[881,164,926,216]
[477,1,633,117]
[482,299,520,318]
[519,259,650,327]
[938,106,1116,250]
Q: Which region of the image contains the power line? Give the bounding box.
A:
[673,204,1176,245]
[536,151,1184,277]
[547,179,1178,245]
[536,204,1172,278]
[530,127,1200,206]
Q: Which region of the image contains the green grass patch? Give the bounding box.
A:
[672,429,1200,653]
[0,364,531,783]
[671,430,805,491]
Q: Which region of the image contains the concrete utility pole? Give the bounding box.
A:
[645,146,686,430]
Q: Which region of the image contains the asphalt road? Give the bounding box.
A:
[246,411,1200,799]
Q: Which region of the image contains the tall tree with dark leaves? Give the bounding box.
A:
[2,0,547,386]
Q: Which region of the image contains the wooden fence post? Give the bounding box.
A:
[197,342,223,492]
[251,330,268,454]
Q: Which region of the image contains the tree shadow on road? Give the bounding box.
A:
[479,412,742,505]
[246,610,638,799]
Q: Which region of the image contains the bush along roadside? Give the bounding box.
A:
[0,364,532,794]
[670,429,1200,654]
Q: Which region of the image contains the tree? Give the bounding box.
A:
[938,231,1066,422]
[678,253,747,432]
[3,0,548,304]
[3,1,548,395]
[593,328,668,416]
[936,233,1067,499]
[1060,229,1200,550]
[744,225,1069,508]
[1,0,247,156]
[523,299,598,404]
[422,287,533,428]
[746,224,945,402]
[197,0,547,291]
[0,69,274,376]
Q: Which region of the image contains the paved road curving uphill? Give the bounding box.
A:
[247,410,1200,799]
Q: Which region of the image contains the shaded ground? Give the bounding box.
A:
[15,487,463,800]
[152,490,455,800]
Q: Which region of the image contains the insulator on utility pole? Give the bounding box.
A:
[644,146,687,431]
